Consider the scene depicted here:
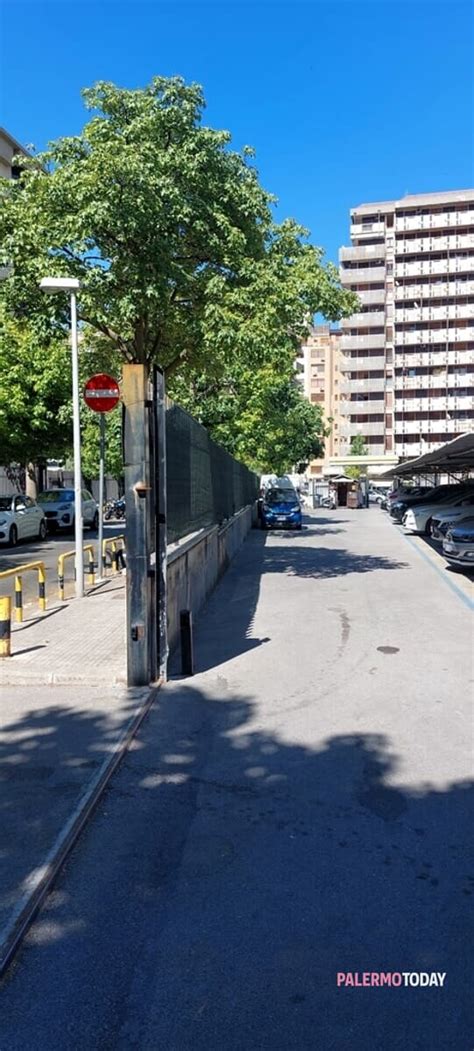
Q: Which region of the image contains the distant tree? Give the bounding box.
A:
[171,361,329,475]
[345,433,368,480]
[0,305,72,493]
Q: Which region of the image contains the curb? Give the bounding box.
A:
[0,682,160,979]
[0,670,126,686]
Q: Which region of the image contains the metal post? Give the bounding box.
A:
[70,292,84,599]
[97,412,106,580]
[153,366,168,682]
[122,364,154,686]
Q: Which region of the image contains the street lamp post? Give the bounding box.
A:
[39,277,84,599]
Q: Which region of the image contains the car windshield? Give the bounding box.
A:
[0,497,13,510]
[266,489,298,505]
[39,491,74,503]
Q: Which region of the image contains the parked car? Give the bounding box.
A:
[38,488,99,532]
[0,494,47,546]
[391,483,474,524]
[369,487,389,505]
[386,486,432,515]
[261,486,302,530]
[403,489,474,535]
[430,496,474,540]
[443,518,474,569]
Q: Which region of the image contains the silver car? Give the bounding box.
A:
[38,488,99,532]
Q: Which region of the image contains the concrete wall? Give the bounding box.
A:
[167,505,255,653]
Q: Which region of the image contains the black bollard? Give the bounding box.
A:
[180,609,194,675]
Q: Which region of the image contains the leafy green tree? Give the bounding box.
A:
[171,363,328,475]
[0,306,72,489]
[0,77,356,385]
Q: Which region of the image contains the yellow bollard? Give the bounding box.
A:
[38,563,46,612]
[14,574,23,623]
[87,548,95,587]
[0,595,11,657]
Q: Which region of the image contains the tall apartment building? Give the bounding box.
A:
[0,127,28,179]
[296,325,343,475]
[338,189,474,469]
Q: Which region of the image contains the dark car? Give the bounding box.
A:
[390,483,474,523]
[443,517,474,569]
[261,486,302,530]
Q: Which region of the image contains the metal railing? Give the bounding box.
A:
[58,546,95,601]
[0,561,46,623]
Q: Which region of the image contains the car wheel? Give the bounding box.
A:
[9,525,18,547]
[295,524,302,531]
[38,520,47,541]
[425,517,433,536]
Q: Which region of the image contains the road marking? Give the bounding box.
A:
[400,532,474,612]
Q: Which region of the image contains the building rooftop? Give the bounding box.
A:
[351,188,474,216]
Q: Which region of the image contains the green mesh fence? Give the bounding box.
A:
[166,401,259,543]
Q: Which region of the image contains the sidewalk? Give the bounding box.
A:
[1,577,126,685]
[0,573,144,972]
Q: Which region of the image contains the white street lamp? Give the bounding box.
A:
[39,276,84,599]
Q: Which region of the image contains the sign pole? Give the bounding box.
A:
[97,413,106,580]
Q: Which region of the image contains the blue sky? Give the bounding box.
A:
[0,0,472,264]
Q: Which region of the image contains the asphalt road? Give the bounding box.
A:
[0,522,125,607]
[1,509,472,1050]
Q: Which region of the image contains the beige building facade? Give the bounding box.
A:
[297,325,343,476]
[337,189,474,471]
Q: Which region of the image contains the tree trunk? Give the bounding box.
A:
[25,462,38,499]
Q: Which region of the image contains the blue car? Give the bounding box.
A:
[261,487,302,530]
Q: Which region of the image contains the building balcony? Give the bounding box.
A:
[396,349,474,368]
[339,377,388,394]
[340,421,386,437]
[341,310,386,329]
[396,304,474,324]
[395,372,474,390]
[395,209,474,233]
[340,399,387,414]
[340,265,386,286]
[395,279,474,301]
[396,233,474,255]
[396,395,474,413]
[396,257,474,279]
[336,445,389,459]
[340,244,386,263]
[395,326,474,346]
[340,333,385,351]
[340,355,387,372]
[350,221,386,239]
[356,288,386,307]
[395,417,470,435]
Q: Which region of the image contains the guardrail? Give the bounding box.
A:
[102,535,126,573]
[0,561,46,623]
[58,546,95,601]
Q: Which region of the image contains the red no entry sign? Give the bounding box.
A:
[84,373,120,413]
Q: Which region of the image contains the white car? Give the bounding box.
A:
[0,494,47,546]
[38,488,99,532]
[403,491,474,535]
[430,496,474,540]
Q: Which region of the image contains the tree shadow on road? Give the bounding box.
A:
[0,681,472,1051]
